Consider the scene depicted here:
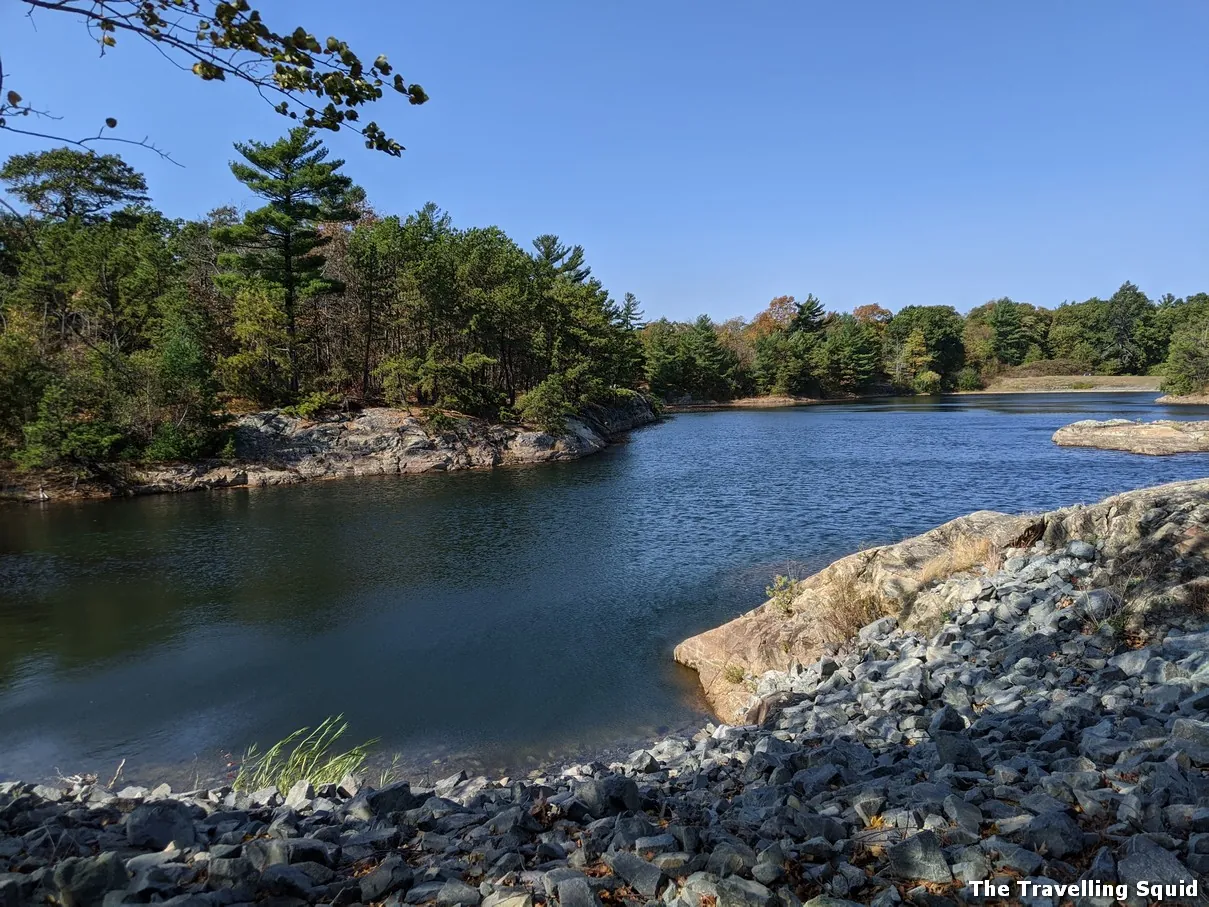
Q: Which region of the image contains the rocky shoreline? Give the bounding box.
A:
[4,479,1209,905]
[1052,420,1209,456]
[1159,395,1209,406]
[0,396,658,503]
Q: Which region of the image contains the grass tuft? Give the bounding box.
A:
[917,535,1000,587]
[722,664,746,685]
[233,715,378,794]
[814,566,895,645]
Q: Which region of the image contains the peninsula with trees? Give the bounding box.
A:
[2,137,1208,497]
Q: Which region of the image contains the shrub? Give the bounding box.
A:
[15,383,125,470]
[517,375,575,435]
[143,421,215,462]
[282,391,338,421]
[955,367,984,391]
[912,370,943,395]
[422,408,459,433]
[722,664,746,685]
[766,573,799,617]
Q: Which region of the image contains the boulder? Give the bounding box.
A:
[126,800,198,849]
[1053,419,1209,455]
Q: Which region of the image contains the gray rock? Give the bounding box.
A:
[1108,649,1152,677]
[887,830,952,883]
[347,780,418,819]
[126,800,198,849]
[627,750,660,773]
[556,876,602,907]
[606,851,665,897]
[53,852,131,907]
[1116,836,1206,907]
[934,732,984,770]
[259,863,317,898]
[438,878,484,906]
[943,794,982,832]
[483,892,534,907]
[1173,718,1209,748]
[716,877,777,907]
[361,854,415,901]
[1013,811,1087,859]
[283,779,313,810]
[706,840,757,877]
[572,776,639,818]
[634,833,678,855]
[206,857,257,891]
[986,840,1044,876]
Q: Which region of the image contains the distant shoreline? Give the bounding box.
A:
[664,380,1165,411]
[961,375,1163,394]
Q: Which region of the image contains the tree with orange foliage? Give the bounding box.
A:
[853,304,893,328]
[747,295,798,339]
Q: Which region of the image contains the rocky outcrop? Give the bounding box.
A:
[4,481,1209,905]
[1,396,657,501]
[1159,393,1209,405]
[1053,419,1209,455]
[676,478,1209,718]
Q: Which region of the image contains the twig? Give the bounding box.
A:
[108,757,127,789]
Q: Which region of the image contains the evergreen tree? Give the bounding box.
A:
[1162,318,1209,396]
[532,234,591,283]
[214,127,360,399]
[988,299,1029,366]
[788,293,826,333]
[0,148,149,221]
[816,316,879,393]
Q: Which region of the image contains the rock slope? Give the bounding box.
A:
[1053,420,1209,456]
[676,479,1209,719]
[2,480,1209,906]
[1,396,657,501]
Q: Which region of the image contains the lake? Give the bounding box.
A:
[2,393,1207,785]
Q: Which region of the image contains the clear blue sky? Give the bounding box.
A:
[3,1,1207,321]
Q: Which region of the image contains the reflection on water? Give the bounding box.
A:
[1,393,1207,782]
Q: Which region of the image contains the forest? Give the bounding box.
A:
[2,133,1208,475]
[645,287,1209,403]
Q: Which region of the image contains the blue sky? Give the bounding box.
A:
[3,1,1207,322]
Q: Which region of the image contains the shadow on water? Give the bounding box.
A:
[1,393,1208,783]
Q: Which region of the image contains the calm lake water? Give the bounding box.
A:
[2,393,1208,784]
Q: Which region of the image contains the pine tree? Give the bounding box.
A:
[0,148,149,221]
[214,127,360,398]
[788,293,826,333]
[988,299,1029,366]
[532,234,591,283]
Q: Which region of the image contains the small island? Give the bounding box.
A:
[1052,419,1209,455]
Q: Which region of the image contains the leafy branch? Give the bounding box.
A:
[4,1,428,156]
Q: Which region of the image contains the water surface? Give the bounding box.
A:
[2,393,1207,783]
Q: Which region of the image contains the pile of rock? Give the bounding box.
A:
[3,484,1209,906]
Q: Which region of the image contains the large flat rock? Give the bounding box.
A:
[1053,418,1209,455]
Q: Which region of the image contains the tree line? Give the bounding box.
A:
[641,285,1209,402]
[0,132,643,472]
[2,135,1207,476]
